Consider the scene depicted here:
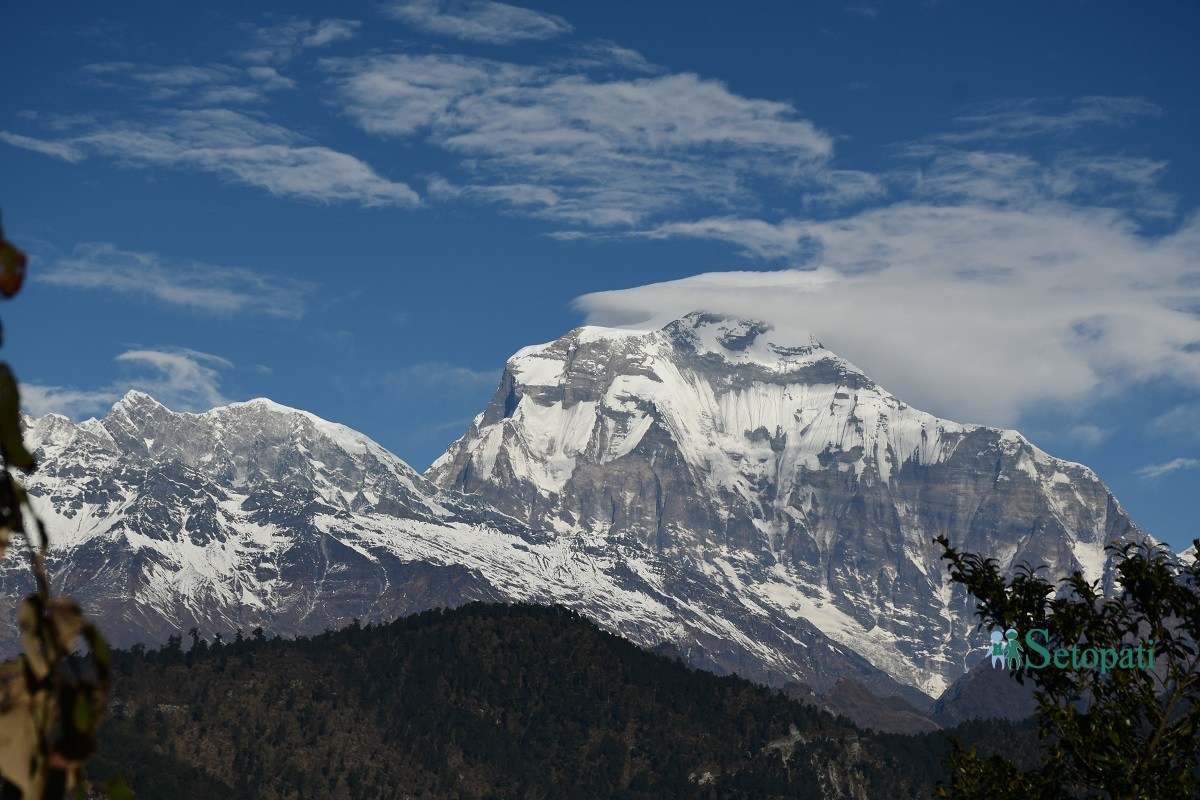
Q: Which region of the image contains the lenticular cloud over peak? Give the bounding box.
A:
[575,208,1200,429]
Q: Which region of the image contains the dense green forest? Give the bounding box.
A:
[87,603,1038,799]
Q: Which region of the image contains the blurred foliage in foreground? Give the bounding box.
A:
[0,219,119,799]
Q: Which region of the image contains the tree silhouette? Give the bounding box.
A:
[936,533,1200,799]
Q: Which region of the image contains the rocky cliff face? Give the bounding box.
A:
[428,313,1141,697]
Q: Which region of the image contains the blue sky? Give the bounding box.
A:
[2,1,1198,549]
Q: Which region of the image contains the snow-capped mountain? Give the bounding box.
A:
[7,390,914,703]
[1,313,1143,705]
[4,392,506,647]
[428,313,1142,697]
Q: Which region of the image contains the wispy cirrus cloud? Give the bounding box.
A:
[23,347,233,419]
[1149,404,1200,440]
[3,109,419,207]
[2,15,404,209]
[20,386,122,421]
[627,115,1183,262]
[325,53,847,227]
[845,5,880,18]
[382,362,499,392]
[559,40,660,74]
[1135,458,1200,480]
[81,61,296,105]
[41,242,314,317]
[10,8,853,228]
[938,96,1162,143]
[0,131,84,163]
[902,147,1177,220]
[116,349,231,410]
[238,18,362,65]
[303,19,362,48]
[1064,424,1113,449]
[383,0,572,45]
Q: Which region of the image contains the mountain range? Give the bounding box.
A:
[4,313,1145,717]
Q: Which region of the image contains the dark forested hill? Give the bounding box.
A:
[88,604,1037,799]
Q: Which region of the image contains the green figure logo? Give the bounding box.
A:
[988,628,1023,668]
[988,630,1005,668]
[1003,628,1023,668]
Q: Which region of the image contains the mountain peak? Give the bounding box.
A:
[510,314,830,382]
[101,394,383,469]
[112,389,165,413]
[664,312,823,365]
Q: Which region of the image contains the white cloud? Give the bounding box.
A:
[326,53,836,226]
[245,66,297,92]
[1048,156,1176,220]
[129,64,242,92]
[575,204,1200,427]
[384,0,572,45]
[577,127,1176,261]
[20,386,121,420]
[1149,404,1200,440]
[239,18,362,64]
[23,347,233,419]
[40,242,314,317]
[116,349,231,410]
[385,362,498,392]
[0,131,84,163]
[629,217,816,261]
[846,5,880,18]
[1135,458,1200,480]
[562,41,660,74]
[304,19,362,48]
[419,416,481,437]
[1065,424,1113,449]
[940,96,1162,143]
[78,61,134,76]
[81,62,296,105]
[5,109,419,207]
[900,147,1177,221]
